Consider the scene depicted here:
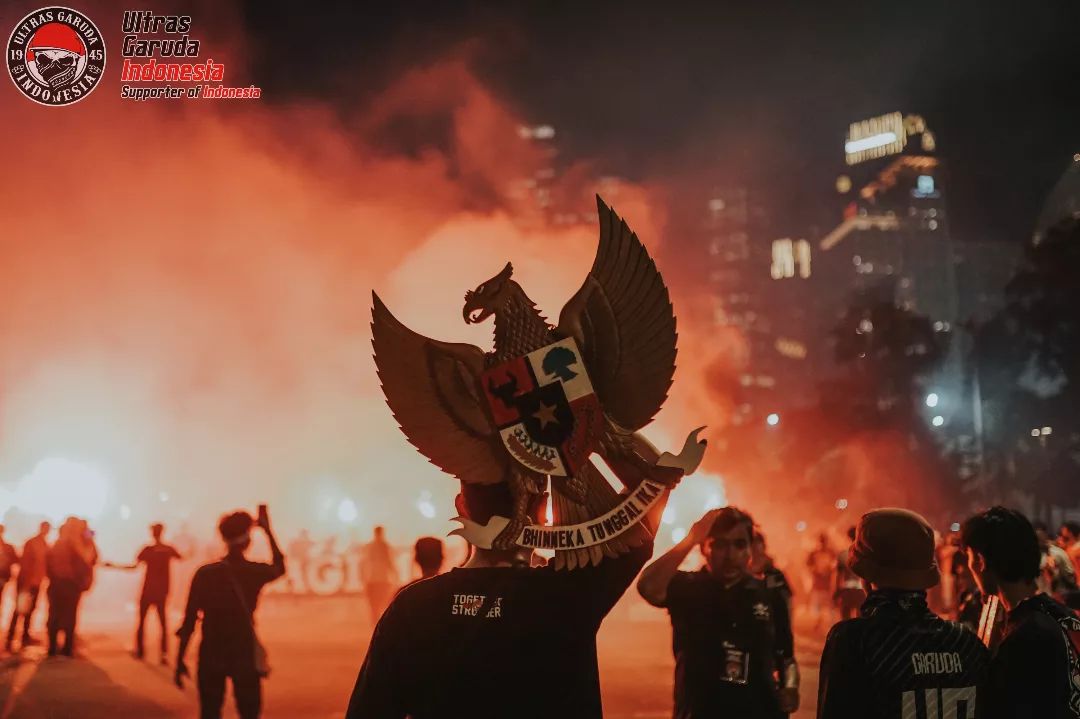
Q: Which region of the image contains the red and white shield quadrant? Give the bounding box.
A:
[480,338,603,477]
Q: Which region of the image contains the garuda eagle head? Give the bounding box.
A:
[462,262,516,324]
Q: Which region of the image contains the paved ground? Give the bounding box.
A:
[0,594,824,718]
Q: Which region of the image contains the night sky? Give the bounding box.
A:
[241,0,1080,245]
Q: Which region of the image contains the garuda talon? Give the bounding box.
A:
[372,196,704,569]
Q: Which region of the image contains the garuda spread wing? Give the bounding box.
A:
[556,196,677,431]
[371,292,508,485]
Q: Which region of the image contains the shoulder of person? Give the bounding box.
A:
[824,617,865,649]
[741,575,769,593]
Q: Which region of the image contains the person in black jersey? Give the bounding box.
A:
[751,527,793,613]
[345,476,675,719]
[834,526,866,620]
[818,508,989,719]
[962,506,1080,719]
[638,507,799,719]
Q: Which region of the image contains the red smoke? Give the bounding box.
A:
[0,4,739,566]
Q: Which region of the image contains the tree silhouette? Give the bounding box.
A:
[972,217,1080,508]
[831,292,946,428]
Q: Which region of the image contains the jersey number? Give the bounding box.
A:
[901,686,976,719]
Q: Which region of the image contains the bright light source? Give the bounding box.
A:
[1031,429,1040,437]
[950,522,961,532]
[119,504,131,520]
[661,506,676,525]
[13,458,110,522]
[417,491,436,519]
[1042,426,1053,435]
[795,520,807,532]
[158,491,169,503]
[766,413,780,427]
[932,415,945,427]
[925,393,940,408]
[704,492,724,511]
[835,498,849,510]
[337,498,358,523]
[845,132,898,154]
[671,527,687,543]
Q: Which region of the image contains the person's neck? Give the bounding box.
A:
[463,548,531,568]
[226,548,246,561]
[997,580,1039,613]
[706,566,747,588]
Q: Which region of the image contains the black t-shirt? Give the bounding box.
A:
[178,555,285,670]
[663,571,794,719]
[818,590,989,719]
[762,565,793,603]
[345,542,651,719]
[137,543,181,600]
[987,593,1080,719]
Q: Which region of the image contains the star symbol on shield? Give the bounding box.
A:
[533,401,559,428]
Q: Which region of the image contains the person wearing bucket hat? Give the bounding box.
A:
[818,508,989,718]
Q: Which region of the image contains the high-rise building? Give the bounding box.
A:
[695,185,819,421]
[817,113,960,390]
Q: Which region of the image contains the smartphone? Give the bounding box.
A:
[257,504,268,525]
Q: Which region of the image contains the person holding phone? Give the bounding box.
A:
[175,505,285,719]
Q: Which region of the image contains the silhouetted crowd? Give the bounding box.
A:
[2,498,1078,719]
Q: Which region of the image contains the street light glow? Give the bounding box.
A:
[845,131,898,154]
[932,415,944,427]
[766,413,780,426]
[925,392,939,408]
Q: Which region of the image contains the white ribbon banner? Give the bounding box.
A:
[451,426,707,550]
[454,478,668,551]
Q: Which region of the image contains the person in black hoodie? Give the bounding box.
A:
[818,508,989,719]
[961,506,1080,719]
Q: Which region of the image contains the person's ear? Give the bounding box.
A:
[967,548,987,574]
[454,494,467,517]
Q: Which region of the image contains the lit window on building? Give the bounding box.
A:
[771,239,811,279]
[795,239,811,278]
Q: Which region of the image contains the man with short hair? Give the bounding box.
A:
[818,508,989,718]
[638,507,798,719]
[751,528,793,612]
[964,507,1080,718]
[175,507,285,719]
[360,526,399,624]
[409,537,444,585]
[107,523,183,661]
[7,521,50,650]
[346,476,675,719]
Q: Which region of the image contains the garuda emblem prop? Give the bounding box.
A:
[372,197,706,569]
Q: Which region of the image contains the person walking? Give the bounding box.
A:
[7,521,50,651]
